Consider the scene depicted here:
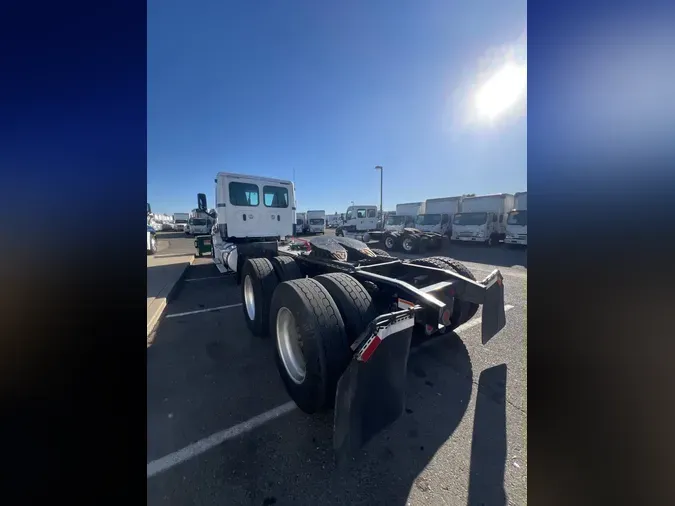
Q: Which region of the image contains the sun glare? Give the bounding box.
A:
[474,62,527,121]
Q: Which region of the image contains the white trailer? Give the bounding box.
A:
[505,191,527,246]
[173,212,189,232]
[415,196,462,237]
[306,210,326,234]
[335,205,378,240]
[384,202,422,231]
[451,193,514,246]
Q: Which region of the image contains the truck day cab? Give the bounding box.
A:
[335,205,379,240]
[415,196,462,238]
[452,193,514,246]
[505,191,527,246]
[306,210,326,234]
[209,171,507,461]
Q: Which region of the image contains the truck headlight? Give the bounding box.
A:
[476,231,484,237]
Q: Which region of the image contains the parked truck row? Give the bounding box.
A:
[332,192,526,251]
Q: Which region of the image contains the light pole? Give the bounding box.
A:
[375,165,383,228]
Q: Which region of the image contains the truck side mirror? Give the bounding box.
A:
[147,203,151,214]
[198,193,207,212]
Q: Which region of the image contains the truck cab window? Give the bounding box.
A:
[499,214,503,223]
[357,209,367,218]
[441,214,448,224]
[366,209,377,218]
[229,182,259,206]
[346,210,353,220]
[492,214,497,222]
[263,185,289,208]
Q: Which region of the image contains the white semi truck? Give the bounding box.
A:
[505,191,527,247]
[415,196,462,237]
[208,171,507,462]
[384,202,422,231]
[335,205,379,240]
[451,193,514,246]
[307,210,326,234]
[173,212,189,232]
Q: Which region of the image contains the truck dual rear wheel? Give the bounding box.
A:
[270,278,352,413]
[241,258,279,337]
[271,255,303,282]
[314,273,377,345]
[383,235,397,251]
[401,236,417,252]
[409,257,479,327]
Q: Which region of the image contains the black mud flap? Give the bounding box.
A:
[480,270,507,344]
[333,310,416,465]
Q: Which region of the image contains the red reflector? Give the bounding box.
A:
[441,309,452,326]
[359,336,382,362]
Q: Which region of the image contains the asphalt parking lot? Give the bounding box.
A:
[147,237,527,506]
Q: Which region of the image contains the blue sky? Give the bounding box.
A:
[148,0,527,216]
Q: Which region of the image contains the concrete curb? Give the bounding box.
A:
[147,255,196,339]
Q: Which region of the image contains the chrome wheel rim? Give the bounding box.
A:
[243,275,255,320]
[385,236,394,249]
[276,307,305,384]
[403,238,413,251]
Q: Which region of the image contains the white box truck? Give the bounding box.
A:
[384,202,422,231]
[295,212,307,235]
[415,196,462,237]
[173,212,189,232]
[505,191,527,246]
[306,210,326,234]
[451,193,514,246]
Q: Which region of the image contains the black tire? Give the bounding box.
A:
[382,234,397,251]
[426,256,480,323]
[369,248,393,257]
[314,273,377,344]
[401,235,418,253]
[409,257,478,327]
[241,258,279,337]
[271,255,303,282]
[270,278,351,413]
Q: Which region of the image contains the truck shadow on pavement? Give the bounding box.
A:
[147,319,510,506]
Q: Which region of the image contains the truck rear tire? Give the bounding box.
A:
[426,256,480,324]
[241,258,279,337]
[270,278,351,413]
[383,234,397,251]
[409,257,479,327]
[271,256,303,282]
[314,273,377,344]
[401,236,418,253]
[369,248,393,257]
